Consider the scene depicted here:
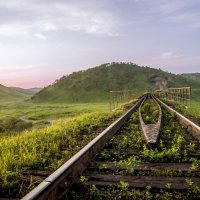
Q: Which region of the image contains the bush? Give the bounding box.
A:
[0,117,32,132]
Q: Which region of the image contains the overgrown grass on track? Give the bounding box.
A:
[70,109,200,199]
[141,98,159,124]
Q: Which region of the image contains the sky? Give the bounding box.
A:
[0,0,200,88]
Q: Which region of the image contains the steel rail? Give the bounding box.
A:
[154,95,200,138]
[22,96,145,200]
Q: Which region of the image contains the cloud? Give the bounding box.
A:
[165,12,200,28]
[130,0,200,28]
[153,1,185,15]
[42,22,58,32]
[0,0,25,9]
[0,63,56,73]
[34,33,47,40]
[0,23,28,37]
[159,49,184,59]
[0,0,120,38]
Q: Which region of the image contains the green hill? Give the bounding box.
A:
[10,87,41,96]
[31,62,200,103]
[0,85,41,102]
[180,73,200,82]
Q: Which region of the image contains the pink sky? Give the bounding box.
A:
[0,68,66,88]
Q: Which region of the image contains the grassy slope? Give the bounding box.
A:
[180,73,200,82]
[10,87,41,95]
[0,101,110,131]
[0,84,41,102]
[0,102,109,120]
[32,63,200,103]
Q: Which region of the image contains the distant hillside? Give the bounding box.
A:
[32,62,200,103]
[10,87,41,95]
[180,73,200,82]
[0,85,41,102]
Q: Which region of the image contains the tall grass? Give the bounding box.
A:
[0,111,117,192]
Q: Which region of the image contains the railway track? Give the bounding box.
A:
[139,95,162,148]
[20,94,200,199]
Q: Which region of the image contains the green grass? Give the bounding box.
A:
[190,88,200,117]
[0,84,39,102]
[0,111,119,197]
[0,101,109,119]
[0,100,110,132]
[69,108,200,199]
[163,97,200,126]
[141,98,159,124]
[187,101,200,118]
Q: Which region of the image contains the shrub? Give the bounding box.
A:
[0,117,32,133]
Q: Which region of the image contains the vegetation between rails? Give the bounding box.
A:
[108,109,199,163]
[141,98,159,124]
[70,102,200,199]
[70,180,200,200]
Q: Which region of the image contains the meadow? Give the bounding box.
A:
[0,100,110,134]
[189,101,200,119]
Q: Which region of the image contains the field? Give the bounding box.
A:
[189,101,200,119]
[190,89,200,117]
[0,100,110,134]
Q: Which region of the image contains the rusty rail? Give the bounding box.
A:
[22,96,145,200]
